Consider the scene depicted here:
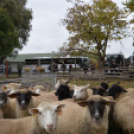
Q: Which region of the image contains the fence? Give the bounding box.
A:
[0,70,57,90]
[0,65,5,75]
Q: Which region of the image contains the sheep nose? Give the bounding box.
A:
[47,124,53,129]
[94,115,100,120]
[21,101,25,104]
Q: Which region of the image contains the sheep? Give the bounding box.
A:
[54,76,75,100]
[126,88,134,98]
[0,102,65,134]
[54,95,115,134]
[55,79,75,91]
[2,83,21,93]
[73,84,90,101]
[55,76,73,89]
[100,82,109,90]
[33,91,58,105]
[73,84,108,101]
[8,89,58,118]
[8,89,39,118]
[91,86,107,96]
[0,110,3,119]
[0,89,15,118]
[90,81,110,96]
[107,83,134,133]
[55,83,73,100]
[30,85,49,93]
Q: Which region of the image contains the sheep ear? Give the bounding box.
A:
[116,82,120,85]
[8,92,17,98]
[77,101,88,107]
[31,91,40,96]
[55,81,60,89]
[2,85,7,91]
[106,101,115,106]
[56,104,66,115]
[82,84,90,90]
[29,108,38,115]
[57,104,66,109]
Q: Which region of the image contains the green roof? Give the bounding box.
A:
[6,53,57,62]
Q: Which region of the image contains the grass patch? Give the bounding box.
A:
[58,77,134,89]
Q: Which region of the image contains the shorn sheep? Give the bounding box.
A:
[0,89,15,118]
[54,95,115,134]
[0,102,65,134]
[2,83,21,94]
[8,89,58,118]
[107,83,134,134]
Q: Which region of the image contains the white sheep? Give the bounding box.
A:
[54,95,115,134]
[2,83,21,93]
[0,102,65,134]
[73,84,90,101]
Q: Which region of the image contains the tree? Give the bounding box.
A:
[123,0,134,48]
[60,0,127,66]
[123,0,134,12]
[0,0,32,62]
[0,8,19,64]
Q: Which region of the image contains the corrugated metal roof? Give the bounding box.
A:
[6,53,57,62]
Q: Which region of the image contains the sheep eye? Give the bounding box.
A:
[39,112,42,115]
[55,110,57,113]
[80,89,83,92]
[89,101,93,105]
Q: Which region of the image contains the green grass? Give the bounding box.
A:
[62,78,134,89]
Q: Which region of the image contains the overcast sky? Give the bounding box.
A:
[19,0,133,58]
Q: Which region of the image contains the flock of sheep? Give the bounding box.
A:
[0,77,134,134]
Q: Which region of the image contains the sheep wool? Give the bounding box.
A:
[54,96,110,134]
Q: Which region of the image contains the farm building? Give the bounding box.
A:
[6,53,57,72]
